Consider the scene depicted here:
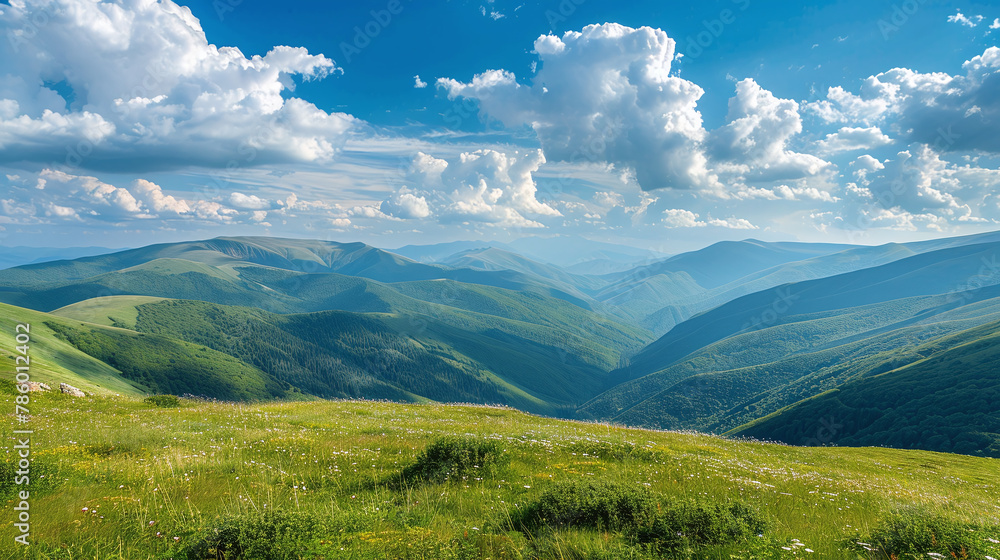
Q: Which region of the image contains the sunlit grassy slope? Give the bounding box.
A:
[0,301,295,401]
[42,296,640,414]
[0,302,146,396]
[2,390,999,559]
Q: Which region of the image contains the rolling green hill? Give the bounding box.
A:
[574,240,1000,455]
[441,246,604,293]
[731,319,1000,457]
[0,302,148,396]
[0,245,122,270]
[0,301,288,400]
[578,286,1000,434]
[620,241,1000,381]
[592,231,1000,336]
[49,294,646,414]
[0,236,609,311]
[7,232,1000,462]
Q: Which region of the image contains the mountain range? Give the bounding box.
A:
[3,231,1000,458]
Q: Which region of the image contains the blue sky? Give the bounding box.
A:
[1,0,1000,252]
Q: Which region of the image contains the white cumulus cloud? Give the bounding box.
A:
[397,148,561,228]
[0,0,354,171]
[816,126,893,154]
[807,47,1000,153]
[132,179,191,215]
[380,187,430,219]
[709,78,830,182]
[229,192,271,210]
[661,208,757,229]
[438,23,720,192]
[662,208,706,228]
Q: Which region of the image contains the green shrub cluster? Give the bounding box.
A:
[636,498,769,551]
[516,479,769,552]
[847,508,995,558]
[516,480,657,532]
[143,394,180,407]
[402,436,509,483]
[179,510,326,560]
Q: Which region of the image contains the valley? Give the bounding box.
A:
[4,232,1000,460]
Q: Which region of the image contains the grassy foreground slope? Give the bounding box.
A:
[2,390,999,559]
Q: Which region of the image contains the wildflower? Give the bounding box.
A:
[81,507,88,513]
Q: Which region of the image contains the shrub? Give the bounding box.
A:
[402,436,509,483]
[846,508,990,558]
[144,394,180,407]
[636,498,769,551]
[180,510,326,560]
[515,480,657,532]
[516,480,770,553]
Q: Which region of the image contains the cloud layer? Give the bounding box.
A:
[439,24,719,192]
[0,0,353,171]
[381,149,561,229]
[808,47,1000,153]
[2,6,999,247]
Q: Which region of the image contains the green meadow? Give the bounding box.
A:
[3,387,999,559]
